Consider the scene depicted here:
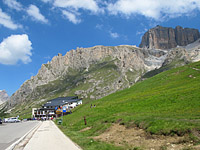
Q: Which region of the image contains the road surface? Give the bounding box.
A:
[0,121,39,150]
[23,120,81,150]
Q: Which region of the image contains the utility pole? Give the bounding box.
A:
[62,108,63,125]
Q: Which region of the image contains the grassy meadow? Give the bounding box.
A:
[57,61,200,149]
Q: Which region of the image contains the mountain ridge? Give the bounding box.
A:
[9,45,167,106]
[7,26,200,109]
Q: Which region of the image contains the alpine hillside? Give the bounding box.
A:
[6,25,200,112]
[59,60,200,150]
[9,46,167,106]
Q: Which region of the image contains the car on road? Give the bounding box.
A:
[0,118,2,124]
[23,119,27,121]
[5,117,20,123]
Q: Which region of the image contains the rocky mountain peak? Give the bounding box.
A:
[139,25,200,50]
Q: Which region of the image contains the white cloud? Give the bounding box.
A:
[95,24,103,30]
[0,34,32,65]
[62,10,81,24]
[107,0,200,20]
[109,31,119,38]
[136,28,148,35]
[41,0,53,3]
[0,8,21,30]
[54,0,100,13]
[27,5,48,24]
[3,0,23,11]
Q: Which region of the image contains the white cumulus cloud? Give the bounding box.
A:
[27,5,48,24]
[62,10,81,24]
[107,0,200,20]
[0,34,32,65]
[0,8,21,30]
[54,0,100,13]
[3,0,23,11]
[109,31,119,38]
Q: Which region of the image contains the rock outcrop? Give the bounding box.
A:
[139,25,200,50]
[0,90,9,105]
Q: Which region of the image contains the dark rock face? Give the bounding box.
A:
[139,25,200,50]
[175,26,200,46]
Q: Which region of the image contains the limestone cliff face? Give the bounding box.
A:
[175,26,200,46]
[0,90,9,105]
[139,26,200,49]
[9,45,167,106]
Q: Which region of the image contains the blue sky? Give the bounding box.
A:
[0,0,200,96]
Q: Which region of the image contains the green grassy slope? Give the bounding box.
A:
[59,61,200,149]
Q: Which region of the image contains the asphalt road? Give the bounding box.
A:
[0,121,39,150]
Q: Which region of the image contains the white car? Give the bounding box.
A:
[5,117,20,123]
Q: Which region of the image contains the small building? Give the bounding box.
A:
[32,96,82,118]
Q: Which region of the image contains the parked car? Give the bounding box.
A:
[4,118,9,123]
[11,117,20,123]
[23,119,27,121]
[0,118,2,124]
[5,117,20,123]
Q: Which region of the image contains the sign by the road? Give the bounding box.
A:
[63,107,66,113]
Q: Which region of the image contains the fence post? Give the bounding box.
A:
[84,116,87,125]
